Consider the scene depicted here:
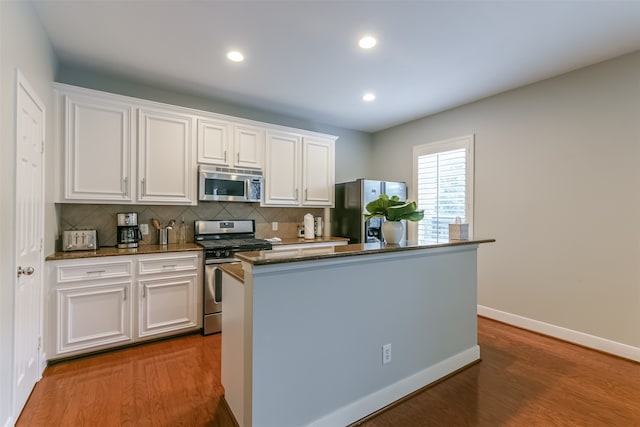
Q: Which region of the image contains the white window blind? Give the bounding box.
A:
[413,135,474,243]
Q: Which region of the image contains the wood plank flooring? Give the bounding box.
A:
[17,317,639,426]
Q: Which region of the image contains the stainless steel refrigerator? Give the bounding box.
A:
[331,179,407,243]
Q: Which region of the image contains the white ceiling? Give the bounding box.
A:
[31,0,640,133]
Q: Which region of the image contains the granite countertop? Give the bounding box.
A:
[269,236,350,246]
[45,243,203,261]
[236,238,495,266]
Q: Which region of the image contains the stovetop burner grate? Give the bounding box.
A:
[197,238,271,251]
[194,219,272,255]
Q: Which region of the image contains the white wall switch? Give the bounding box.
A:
[272,222,278,231]
[140,223,149,235]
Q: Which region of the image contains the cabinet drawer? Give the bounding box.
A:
[56,260,132,283]
[138,254,199,275]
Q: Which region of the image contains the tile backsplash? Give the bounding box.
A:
[58,203,325,248]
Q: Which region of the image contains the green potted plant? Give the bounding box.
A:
[364,194,424,244]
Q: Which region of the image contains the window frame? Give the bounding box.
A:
[410,134,475,242]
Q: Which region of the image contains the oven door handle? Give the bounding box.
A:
[213,267,222,304]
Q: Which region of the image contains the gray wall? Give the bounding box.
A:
[56,64,373,184]
[0,1,57,424]
[372,51,640,348]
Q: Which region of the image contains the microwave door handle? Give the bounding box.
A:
[245,179,250,201]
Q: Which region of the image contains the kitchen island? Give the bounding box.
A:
[221,239,494,427]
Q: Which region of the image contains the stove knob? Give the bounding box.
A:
[224,250,231,257]
[215,251,221,257]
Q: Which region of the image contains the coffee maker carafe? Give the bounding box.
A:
[117,212,142,249]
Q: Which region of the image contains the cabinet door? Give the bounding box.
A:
[233,124,264,169]
[197,118,231,165]
[302,137,335,206]
[138,273,198,338]
[138,108,195,205]
[264,132,301,205]
[56,281,132,355]
[63,92,133,201]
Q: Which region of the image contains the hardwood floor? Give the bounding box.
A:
[357,318,640,427]
[16,333,236,427]
[17,318,639,426]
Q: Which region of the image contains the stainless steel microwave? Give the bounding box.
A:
[198,166,263,202]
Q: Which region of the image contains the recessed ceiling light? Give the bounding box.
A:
[363,93,376,102]
[227,51,244,62]
[358,36,377,49]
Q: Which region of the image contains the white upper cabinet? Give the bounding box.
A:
[302,137,334,206]
[263,131,335,207]
[233,124,264,169]
[55,83,335,206]
[197,118,230,165]
[138,107,195,205]
[264,131,301,205]
[62,91,134,202]
[197,118,264,169]
[56,84,196,205]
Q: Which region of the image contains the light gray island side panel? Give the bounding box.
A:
[249,245,479,427]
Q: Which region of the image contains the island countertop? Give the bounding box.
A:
[236,238,495,265]
[269,236,350,246]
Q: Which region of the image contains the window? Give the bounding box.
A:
[412,135,474,243]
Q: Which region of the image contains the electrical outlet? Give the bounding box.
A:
[140,223,149,235]
[272,222,278,231]
[382,343,392,365]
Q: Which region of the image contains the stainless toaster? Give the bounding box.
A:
[62,229,99,251]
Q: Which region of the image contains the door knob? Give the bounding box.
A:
[17,266,35,277]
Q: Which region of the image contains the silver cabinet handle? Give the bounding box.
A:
[224,150,227,162]
[142,285,147,298]
[305,189,308,200]
[123,177,128,197]
[141,178,146,196]
[123,288,127,301]
[295,188,299,199]
[162,264,177,269]
[87,270,106,275]
[237,152,240,163]
[17,266,34,278]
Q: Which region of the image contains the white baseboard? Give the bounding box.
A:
[307,345,480,427]
[478,305,640,362]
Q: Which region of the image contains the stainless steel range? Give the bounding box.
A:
[195,219,272,335]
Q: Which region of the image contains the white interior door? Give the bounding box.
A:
[14,70,45,417]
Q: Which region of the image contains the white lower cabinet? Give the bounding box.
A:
[57,281,133,355]
[137,273,198,338]
[47,251,202,360]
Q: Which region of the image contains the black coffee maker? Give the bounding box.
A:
[117,212,142,249]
